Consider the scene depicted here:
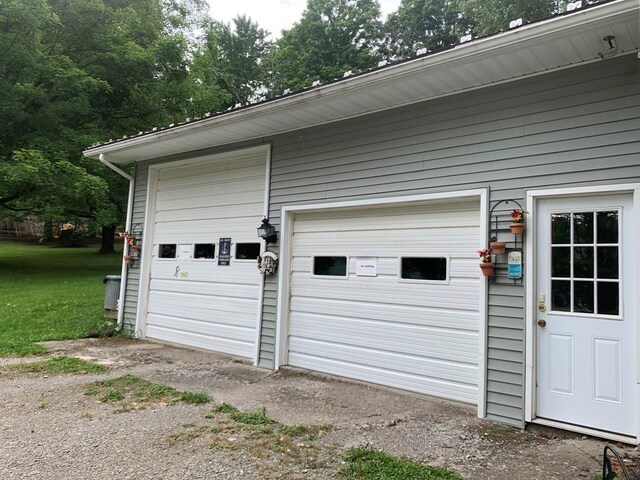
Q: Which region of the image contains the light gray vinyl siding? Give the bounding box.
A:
[121,162,148,334]
[257,54,640,427]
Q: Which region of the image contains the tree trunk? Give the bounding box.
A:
[99,225,116,253]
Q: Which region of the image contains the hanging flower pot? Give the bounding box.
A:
[509,209,525,235]
[509,223,525,235]
[490,241,507,254]
[130,244,140,252]
[124,255,132,265]
[480,262,495,277]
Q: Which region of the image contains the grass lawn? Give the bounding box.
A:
[0,241,122,356]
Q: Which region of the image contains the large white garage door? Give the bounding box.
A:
[288,199,481,404]
[146,149,266,358]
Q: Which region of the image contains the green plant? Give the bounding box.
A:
[341,447,463,480]
[6,356,107,374]
[213,402,239,414]
[231,407,274,425]
[179,391,212,405]
[85,375,212,408]
[0,242,121,356]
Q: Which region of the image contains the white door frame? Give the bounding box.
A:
[525,183,640,443]
[274,188,489,418]
[133,144,271,366]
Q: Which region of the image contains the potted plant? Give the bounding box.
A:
[124,255,132,266]
[490,240,507,254]
[477,248,494,277]
[509,209,525,235]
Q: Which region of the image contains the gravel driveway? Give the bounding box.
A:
[0,338,636,479]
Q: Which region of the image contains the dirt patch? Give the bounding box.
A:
[1,338,638,480]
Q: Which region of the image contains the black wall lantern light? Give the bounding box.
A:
[257,218,277,244]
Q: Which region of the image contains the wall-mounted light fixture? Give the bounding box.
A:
[257,218,277,245]
[599,35,619,60]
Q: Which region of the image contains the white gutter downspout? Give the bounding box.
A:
[98,153,134,332]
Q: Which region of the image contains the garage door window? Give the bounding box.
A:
[158,244,177,259]
[313,256,347,277]
[194,243,215,259]
[236,243,261,260]
[400,257,448,282]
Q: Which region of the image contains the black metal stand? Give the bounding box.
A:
[488,199,524,284]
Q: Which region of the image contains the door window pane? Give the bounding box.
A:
[551,247,570,277]
[573,212,594,244]
[551,213,570,244]
[597,247,618,279]
[597,211,618,243]
[400,257,447,281]
[573,247,594,278]
[597,282,619,316]
[159,244,176,259]
[551,280,570,312]
[194,243,215,259]
[574,281,594,313]
[235,243,260,260]
[313,256,347,276]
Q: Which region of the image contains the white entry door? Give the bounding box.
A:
[536,194,637,436]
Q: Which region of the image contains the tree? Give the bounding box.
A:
[189,15,272,116]
[269,0,383,94]
[0,0,207,251]
[383,0,462,61]
[451,0,567,37]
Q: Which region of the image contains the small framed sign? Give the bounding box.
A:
[507,251,522,279]
[356,257,378,277]
[218,238,231,266]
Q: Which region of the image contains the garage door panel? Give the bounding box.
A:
[147,149,265,359]
[158,156,264,186]
[287,351,478,403]
[287,199,481,404]
[289,281,480,310]
[148,291,258,319]
[157,186,264,211]
[147,325,254,358]
[150,278,257,299]
[289,338,478,384]
[155,203,263,225]
[290,229,478,247]
[293,202,479,229]
[289,313,479,362]
[290,296,478,330]
[148,312,253,338]
[150,264,260,285]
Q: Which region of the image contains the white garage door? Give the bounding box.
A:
[146,149,266,358]
[288,199,481,404]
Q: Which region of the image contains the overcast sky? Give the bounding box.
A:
[207,0,402,38]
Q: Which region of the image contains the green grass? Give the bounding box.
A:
[341,447,463,480]
[4,355,108,374]
[0,241,121,356]
[85,374,212,409]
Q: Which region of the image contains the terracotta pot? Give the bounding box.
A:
[479,262,494,277]
[130,244,140,252]
[509,223,525,235]
[490,241,507,254]
[124,255,132,265]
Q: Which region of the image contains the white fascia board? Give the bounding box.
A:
[83,0,636,164]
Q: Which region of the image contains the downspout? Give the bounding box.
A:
[98,153,134,333]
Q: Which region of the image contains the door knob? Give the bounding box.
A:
[537,319,547,327]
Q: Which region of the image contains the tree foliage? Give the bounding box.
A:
[269,0,383,94]
[383,0,463,60]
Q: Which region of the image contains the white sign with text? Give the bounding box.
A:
[356,257,378,277]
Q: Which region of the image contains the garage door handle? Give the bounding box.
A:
[537,319,547,327]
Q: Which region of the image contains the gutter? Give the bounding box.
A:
[98,153,134,332]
